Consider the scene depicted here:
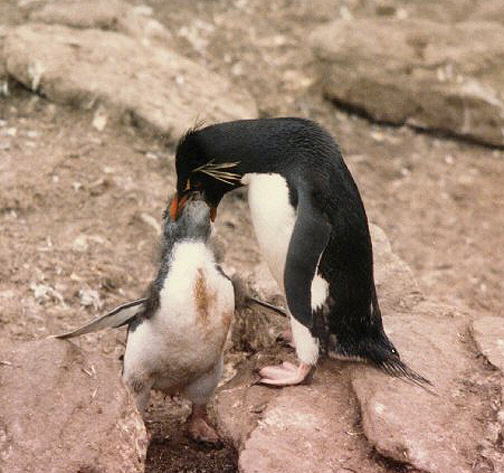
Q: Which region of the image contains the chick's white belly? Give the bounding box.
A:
[244,173,296,288]
[123,241,234,394]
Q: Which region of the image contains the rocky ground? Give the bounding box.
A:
[1,0,504,472]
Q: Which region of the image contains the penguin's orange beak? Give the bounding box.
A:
[169,190,218,222]
[169,192,189,220]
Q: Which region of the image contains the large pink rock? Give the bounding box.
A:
[0,339,148,473]
[311,18,504,146]
[4,23,257,139]
[28,0,173,46]
[471,316,504,372]
[351,307,484,473]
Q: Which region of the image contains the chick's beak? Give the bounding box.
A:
[171,180,218,221]
[169,192,189,220]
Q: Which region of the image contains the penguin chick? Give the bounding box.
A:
[55,192,234,445]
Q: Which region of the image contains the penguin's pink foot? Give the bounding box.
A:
[277,328,295,348]
[259,361,314,386]
[187,406,222,446]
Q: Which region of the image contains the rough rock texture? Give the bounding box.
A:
[367,0,504,24]
[370,225,421,313]
[29,0,173,46]
[0,26,7,83]
[4,23,257,139]
[231,304,288,353]
[311,19,504,146]
[360,0,504,24]
[247,260,283,302]
[471,1,504,24]
[0,339,148,473]
[216,358,389,473]
[0,62,6,89]
[215,225,500,473]
[352,307,483,473]
[471,316,504,372]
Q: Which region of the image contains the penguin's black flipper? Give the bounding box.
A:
[284,187,331,329]
[52,299,147,339]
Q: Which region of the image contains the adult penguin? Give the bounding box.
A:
[172,117,429,387]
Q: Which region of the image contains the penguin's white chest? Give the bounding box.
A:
[242,173,296,288]
[243,172,327,366]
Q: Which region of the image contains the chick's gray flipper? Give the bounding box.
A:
[52,299,147,339]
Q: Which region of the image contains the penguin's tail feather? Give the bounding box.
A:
[50,298,147,339]
[330,336,434,392]
[377,358,434,391]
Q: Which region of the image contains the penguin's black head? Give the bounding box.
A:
[173,127,242,221]
[163,191,211,243]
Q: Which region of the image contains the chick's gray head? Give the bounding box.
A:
[163,191,211,243]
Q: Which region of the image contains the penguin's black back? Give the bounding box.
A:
[180,118,342,176]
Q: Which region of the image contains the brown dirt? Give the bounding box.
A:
[1,0,503,472]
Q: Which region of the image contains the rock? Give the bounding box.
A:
[216,363,387,473]
[363,0,476,22]
[215,358,277,447]
[29,0,173,46]
[226,272,287,353]
[370,224,421,313]
[29,0,128,29]
[0,26,8,88]
[230,304,288,353]
[4,24,257,139]
[215,225,499,473]
[0,339,148,473]
[471,316,504,372]
[351,308,485,473]
[472,1,504,24]
[311,19,504,146]
[361,0,504,25]
[247,261,283,301]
